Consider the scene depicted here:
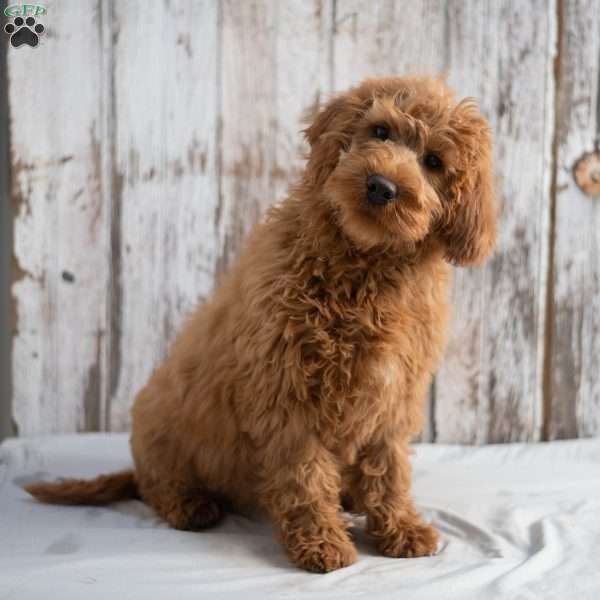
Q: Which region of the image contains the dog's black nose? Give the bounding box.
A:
[366,174,397,205]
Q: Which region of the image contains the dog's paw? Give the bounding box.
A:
[165,495,223,531]
[292,539,358,573]
[375,521,439,558]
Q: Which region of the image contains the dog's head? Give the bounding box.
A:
[304,77,496,265]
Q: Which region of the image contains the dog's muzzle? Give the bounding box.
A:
[366,174,397,206]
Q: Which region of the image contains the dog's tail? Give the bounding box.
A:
[24,470,139,505]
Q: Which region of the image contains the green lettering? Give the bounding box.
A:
[4,5,20,17]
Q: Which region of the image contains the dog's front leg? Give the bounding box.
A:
[351,438,439,558]
[260,438,357,573]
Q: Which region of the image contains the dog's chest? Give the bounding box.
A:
[311,260,450,446]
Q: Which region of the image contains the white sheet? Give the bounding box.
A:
[1,434,599,599]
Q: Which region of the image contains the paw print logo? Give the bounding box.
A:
[4,16,45,48]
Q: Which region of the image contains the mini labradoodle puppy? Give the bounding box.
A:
[27,76,496,573]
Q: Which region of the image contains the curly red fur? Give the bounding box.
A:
[26,76,497,572]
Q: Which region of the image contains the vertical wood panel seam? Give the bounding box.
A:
[271,0,280,209]
[5,9,19,438]
[329,0,336,93]
[596,32,600,150]
[442,1,451,76]
[0,7,15,439]
[429,377,437,442]
[109,4,124,432]
[100,0,122,431]
[214,0,224,274]
[482,6,503,444]
[542,0,563,441]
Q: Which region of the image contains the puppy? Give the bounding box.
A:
[26,76,496,573]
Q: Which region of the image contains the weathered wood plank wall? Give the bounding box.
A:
[10,1,110,434]
[548,0,600,439]
[109,0,222,430]
[6,0,600,442]
[436,0,556,443]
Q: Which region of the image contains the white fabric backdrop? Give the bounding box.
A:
[1,434,599,599]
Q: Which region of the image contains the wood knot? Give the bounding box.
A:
[573,151,600,197]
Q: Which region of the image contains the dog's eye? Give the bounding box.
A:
[424,153,443,170]
[373,125,389,141]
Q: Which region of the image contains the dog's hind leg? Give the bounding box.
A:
[136,471,224,531]
[130,369,226,531]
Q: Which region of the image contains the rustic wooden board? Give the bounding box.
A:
[332,0,555,443]
[108,0,333,429]
[107,0,221,430]
[434,0,556,443]
[548,0,600,439]
[333,0,447,87]
[218,0,332,271]
[10,0,109,434]
[333,0,447,442]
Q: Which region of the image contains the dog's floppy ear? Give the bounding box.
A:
[439,105,497,266]
[303,90,370,186]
